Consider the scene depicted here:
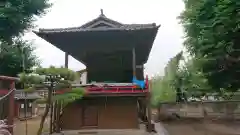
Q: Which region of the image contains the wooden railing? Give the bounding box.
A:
[56,75,150,95]
[87,75,149,93]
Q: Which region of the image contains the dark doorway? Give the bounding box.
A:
[82,106,98,127]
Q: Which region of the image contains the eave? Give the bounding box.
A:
[33,25,160,66]
[33,10,160,66]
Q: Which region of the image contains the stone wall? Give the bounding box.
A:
[158,101,240,120]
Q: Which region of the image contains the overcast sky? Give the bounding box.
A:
[24,0,185,77]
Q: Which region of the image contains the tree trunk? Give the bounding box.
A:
[37,87,53,135]
[53,102,57,133]
[50,101,54,133]
[56,101,61,133]
[37,104,50,135]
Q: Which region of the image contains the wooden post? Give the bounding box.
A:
[49,77,54,134]
[53,101,57,132]
[146,79,156,132]
[132,48,136,77]
[55,101,61,133]
[8,81,15,134]
[65,52,69,68]
[147,90,152,129]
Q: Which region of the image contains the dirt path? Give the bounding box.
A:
[59,124,166,135]
[154,122,169,135]
[14,117,49,135]
[14,117,168,135]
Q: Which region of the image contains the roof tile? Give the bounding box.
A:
[34,13,159,34]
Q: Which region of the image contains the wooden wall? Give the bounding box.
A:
[60,96,139,130]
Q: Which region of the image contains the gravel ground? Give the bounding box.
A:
[14,117,49,135]
[14,117,168,135]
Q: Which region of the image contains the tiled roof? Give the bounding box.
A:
[35,24,159,33]
[15,90,43,100]
[34,11,159,34]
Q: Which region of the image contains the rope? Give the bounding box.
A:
[0,89,15,101]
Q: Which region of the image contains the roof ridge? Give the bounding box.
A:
[79,14,123,29]
[37,15,123,32]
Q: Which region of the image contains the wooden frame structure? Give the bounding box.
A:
[0,76,18,134]
[33,9,159,132]
[14,90,42,119]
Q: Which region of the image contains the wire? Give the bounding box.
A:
[0,89,15,101]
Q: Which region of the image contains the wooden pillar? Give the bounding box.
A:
[14,102,19,118]
[147,92,152,124]
[8,81,15,134]
[146,80,156,133]
[132,48,136,77]
[65,52,68,68]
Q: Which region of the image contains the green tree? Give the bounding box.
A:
[0,0,51,77]
[179,0,240,92]
[19,66,84,135]
[0,38,39,76]
[177,58,211,99]
[0,0,51,42]
[151,52,183,106]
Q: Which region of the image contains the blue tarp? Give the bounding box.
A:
[132,77,145,89]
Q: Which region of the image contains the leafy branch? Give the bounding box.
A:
[19,67,84,135]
